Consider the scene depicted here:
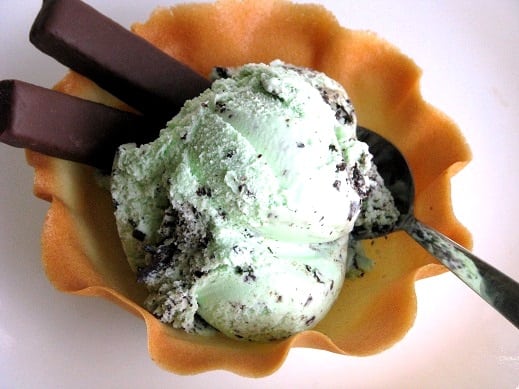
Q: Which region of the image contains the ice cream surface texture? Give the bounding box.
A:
[111,60,398,341]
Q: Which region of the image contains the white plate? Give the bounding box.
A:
[1,1,518,387]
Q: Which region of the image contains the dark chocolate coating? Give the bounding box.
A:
[30,0,211,125]
[0,80,158,170]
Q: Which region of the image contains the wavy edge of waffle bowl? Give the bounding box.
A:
[25,0,472,377]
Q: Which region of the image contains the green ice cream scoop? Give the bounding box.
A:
[111,61,396,341]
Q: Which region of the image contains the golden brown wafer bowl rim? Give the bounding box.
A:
[26,0,472,377]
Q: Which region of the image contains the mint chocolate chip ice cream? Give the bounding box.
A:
[110,60,398,341]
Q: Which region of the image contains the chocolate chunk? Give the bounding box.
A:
[132,229,147,241]
[0,80,155,170]
[213,67,231,79]
[30,0,211,125]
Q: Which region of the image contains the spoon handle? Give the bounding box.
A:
[404,217,519,329]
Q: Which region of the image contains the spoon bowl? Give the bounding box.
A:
[355,126,414,236]
[355,126,519,329]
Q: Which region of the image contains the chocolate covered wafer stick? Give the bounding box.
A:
[0,80,157,170]
[30,0,211,125]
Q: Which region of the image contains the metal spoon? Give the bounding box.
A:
[354,126,519,329]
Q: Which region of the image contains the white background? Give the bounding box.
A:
[1,0,518,387]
